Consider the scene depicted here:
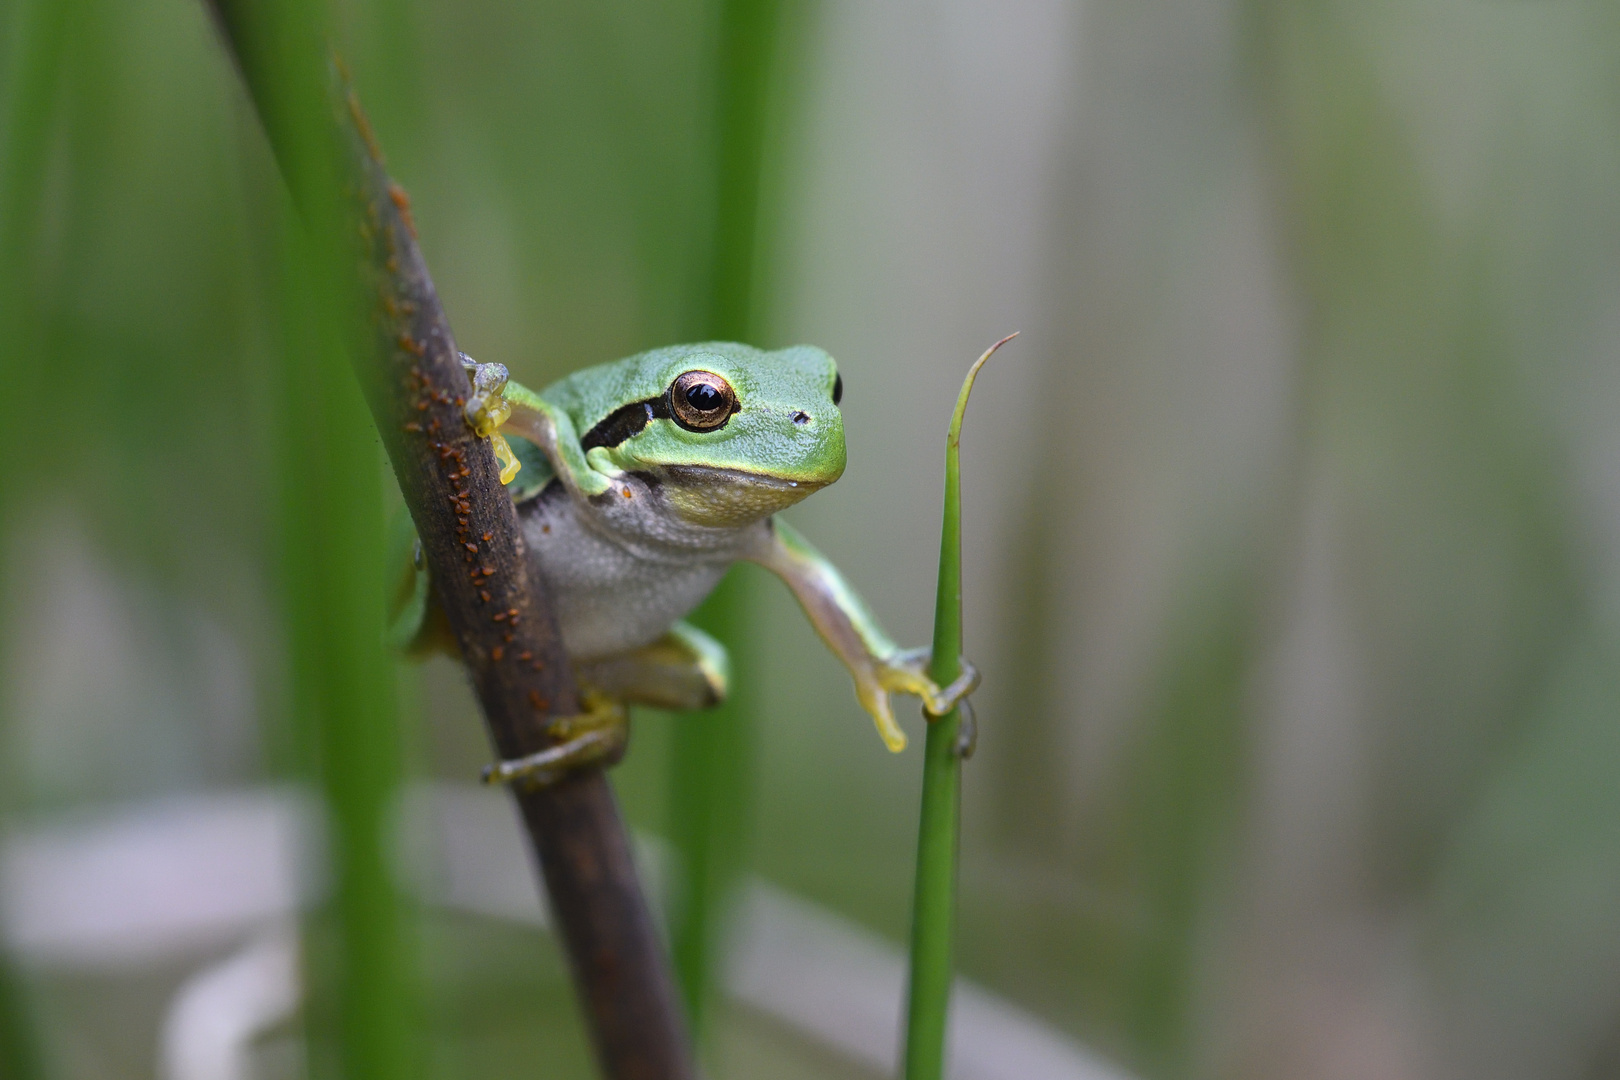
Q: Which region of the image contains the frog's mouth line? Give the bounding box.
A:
[648,465,831,528]
[658,463,832,491]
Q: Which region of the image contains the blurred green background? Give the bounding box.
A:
[5,1,1620,1079]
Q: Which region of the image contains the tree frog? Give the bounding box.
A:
[392,342,975,786]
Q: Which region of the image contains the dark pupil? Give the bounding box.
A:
[686,383,722,411]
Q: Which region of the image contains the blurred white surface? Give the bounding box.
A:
[159,925,300,1080]
[0,790,307,967]
[1,783,1127,1080]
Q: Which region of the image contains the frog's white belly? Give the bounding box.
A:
[518,481,751,662]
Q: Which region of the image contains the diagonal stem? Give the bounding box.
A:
[203,4,694,1077]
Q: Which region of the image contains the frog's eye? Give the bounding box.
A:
[668,370,737,432]
[832,373,843,405]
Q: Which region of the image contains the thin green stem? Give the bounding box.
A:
[0,0,71,1073]
[0,961,44,1080]
[705,0,782,343]
[278,214,421,1080]
[226,1,422,1075]
[902,333,1015,1080]
[671,569,755,1036]
[669,0,788,1043]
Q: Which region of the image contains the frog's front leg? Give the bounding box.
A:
[746,519,977,752]
[461,354,614,498]
[481,690,629,788]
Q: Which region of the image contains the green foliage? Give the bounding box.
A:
[8,0,1620,1077]
[901,342,1002,1080]
[277,213,423,1080]
[214,0,428,1074]
[668,0,800,1047]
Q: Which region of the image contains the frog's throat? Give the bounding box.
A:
[649,465,828,528]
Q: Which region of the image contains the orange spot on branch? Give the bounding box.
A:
[389,183,418,239]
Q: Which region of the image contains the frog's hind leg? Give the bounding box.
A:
[574,622,730,711]
[481,624,727,789]
[481,690,629,788]
[386,510,459,656]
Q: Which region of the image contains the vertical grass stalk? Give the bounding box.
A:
[236,1,423,1074]
[670,0,787,1041]
[0,0,72,1073]
[215,1,694,1071]
[276,191,422,1080]
[902,334,1015,1080]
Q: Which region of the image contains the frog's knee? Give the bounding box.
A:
[576,624,729,710]
[666,622,729,700]
[386,513,457,657]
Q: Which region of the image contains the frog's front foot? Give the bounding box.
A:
[855,650,980,754]
[884,647,981,718]
[460,352,521,483]
[480,690,628,789]
[461,352,510,435]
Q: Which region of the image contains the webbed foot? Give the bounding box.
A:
[480,690,628,788]
[461,352,521,484]
[884,648,980,717]
[851,651,980,753]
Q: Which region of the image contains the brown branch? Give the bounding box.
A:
[204,6,693,1078]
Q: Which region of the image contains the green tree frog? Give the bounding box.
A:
[392,342,975,785]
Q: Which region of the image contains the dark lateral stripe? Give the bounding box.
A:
[581,397,668,451]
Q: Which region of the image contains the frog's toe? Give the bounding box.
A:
[953,696,978,760]
[481,691,628,788]
[922,659,980,718]
[877,650,980,718]
[491,431,522,485]
[856,678,908,753]
[460,352,513,438]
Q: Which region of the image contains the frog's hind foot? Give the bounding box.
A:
[480,691,628,789]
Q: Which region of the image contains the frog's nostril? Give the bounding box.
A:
[791,410,811,425]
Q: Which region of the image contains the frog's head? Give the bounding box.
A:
[560,342,847,528]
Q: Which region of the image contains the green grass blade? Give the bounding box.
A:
[277,211,422,1080]
[225,1,425,1074]
[671,568,757,1037]
[0,961,44,1080]
[0,0,71,1073]
[668,0,790,1043]
[902,334,1015,1080]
